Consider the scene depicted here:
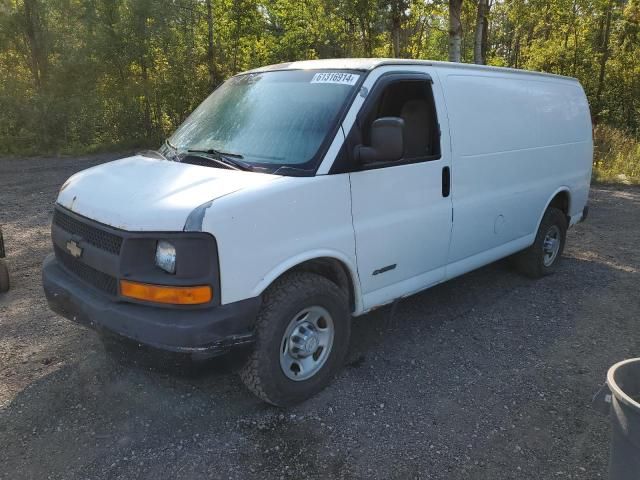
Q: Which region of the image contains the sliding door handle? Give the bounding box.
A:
[442,166,451,197]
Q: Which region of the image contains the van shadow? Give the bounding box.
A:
[0,253,625,478]
[95,258,540,380]
[345,255,607,369]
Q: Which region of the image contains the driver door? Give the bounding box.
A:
[345,69,453,310]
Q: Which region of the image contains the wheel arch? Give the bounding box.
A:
[251,252,363,314]
[536,187,571,232]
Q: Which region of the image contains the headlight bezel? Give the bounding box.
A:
[118,231,219,307]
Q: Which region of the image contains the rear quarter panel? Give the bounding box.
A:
[439,67,592,267]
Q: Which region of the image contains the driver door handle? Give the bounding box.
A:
[442,166,451,198]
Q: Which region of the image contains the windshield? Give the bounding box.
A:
[166,70,362,173]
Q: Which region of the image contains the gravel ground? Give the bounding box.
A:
[1,154,639,479]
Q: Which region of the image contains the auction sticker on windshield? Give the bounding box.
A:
[311,72,360,86]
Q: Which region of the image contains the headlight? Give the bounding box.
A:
[155,240,176,274]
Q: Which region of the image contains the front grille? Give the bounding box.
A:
[53,209,123,255]
[54,245,118,296]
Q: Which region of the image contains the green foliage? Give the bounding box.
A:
[0,0,639,159]
[593,125,640,184]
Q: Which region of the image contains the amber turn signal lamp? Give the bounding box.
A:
[120,280,212,305]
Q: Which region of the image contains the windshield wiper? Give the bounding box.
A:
[188,148,243,159]
[186,148,252,171]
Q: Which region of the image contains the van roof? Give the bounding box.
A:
[242,58,578,82]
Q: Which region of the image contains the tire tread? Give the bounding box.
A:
[512,207,568,278]
[239,271,349,406]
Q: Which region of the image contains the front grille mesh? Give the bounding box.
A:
[53,209,123,255]
[54,245,118,296]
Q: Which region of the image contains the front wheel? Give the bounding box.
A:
[0,259,9,293]
[511,207,568,278]
[239,272,351,406]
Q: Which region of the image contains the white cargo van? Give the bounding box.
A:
[43,59,592,406]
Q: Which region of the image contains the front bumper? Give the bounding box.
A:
[42,254,260,356]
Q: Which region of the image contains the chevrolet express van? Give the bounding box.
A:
[43,59,592,406]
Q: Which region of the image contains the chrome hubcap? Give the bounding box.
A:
[280,306,334,381]
[542,225,561,267]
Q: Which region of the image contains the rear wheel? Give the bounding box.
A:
[240,272,351,407]
[511,207,568,278]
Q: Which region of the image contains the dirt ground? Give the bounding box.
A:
[0,154,639,479]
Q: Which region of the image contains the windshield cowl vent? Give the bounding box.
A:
[180,155,234,169]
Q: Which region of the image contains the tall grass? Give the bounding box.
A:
[593,125,640,184]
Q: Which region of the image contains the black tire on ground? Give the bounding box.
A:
[0,260,9,293]
[240,271,351,407]
[511,207,568,278]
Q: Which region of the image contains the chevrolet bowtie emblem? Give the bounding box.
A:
[66,240,83,258]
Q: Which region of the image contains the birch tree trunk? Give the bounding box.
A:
[449,0,463,62]
[474,0,488,64]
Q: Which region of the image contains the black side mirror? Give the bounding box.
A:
[355,117,405,165]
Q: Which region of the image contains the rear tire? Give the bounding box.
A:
[511,207,568,278]
[240,272,351,407]
[0,260,9,293]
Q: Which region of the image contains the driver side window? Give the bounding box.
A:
[362,80,441,162]
[330,75,442,174]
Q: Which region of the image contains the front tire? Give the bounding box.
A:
[511,207,568,278]
[0,260,9,293]
[240,272,351,407]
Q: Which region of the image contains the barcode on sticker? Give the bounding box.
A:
[311,72,359,86]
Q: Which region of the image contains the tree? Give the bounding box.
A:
[474,0,489,64]
[389,0,409,57]
[1,0,639,154]
[595,0,614,116]
[21,0,48,89]
[449,0,463,62]
[206,0,218,89]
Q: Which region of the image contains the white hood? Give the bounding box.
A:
[56,155,280,231]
